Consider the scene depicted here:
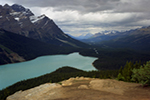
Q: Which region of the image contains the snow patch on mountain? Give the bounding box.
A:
[95,30,119,36]
[30,15,46,23]
[10,12,21,16]
[14,17,19,21]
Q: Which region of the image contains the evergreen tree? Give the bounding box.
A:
[131,61,150,86]
[121,61,133,81]
[117,61,141,82]
[134,61,141,69]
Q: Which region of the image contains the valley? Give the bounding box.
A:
[0,3,150,100]
[1,4,150,69]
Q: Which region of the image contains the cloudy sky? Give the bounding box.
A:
[0,0,150,36]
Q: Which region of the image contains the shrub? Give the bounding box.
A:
[131,61,150,86]
[117,73,125,81]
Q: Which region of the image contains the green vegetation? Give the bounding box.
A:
[1,61,150,100]
[0,66,119,100]
[131,61,150,86]
[117,60,150,86]
[117,61,141,81]
[79,48,150,70]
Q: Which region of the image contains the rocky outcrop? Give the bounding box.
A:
[7,83,62,100]
[6,77,150,100]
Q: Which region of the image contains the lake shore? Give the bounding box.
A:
[0,53,97,90]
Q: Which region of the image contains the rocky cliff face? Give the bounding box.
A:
[0,4,87,47]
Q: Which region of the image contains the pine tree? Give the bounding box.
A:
[131,61,150,86]
[117,61,142,82]
[121,61,133,81]
[133,61,141,69]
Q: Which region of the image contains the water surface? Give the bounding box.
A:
[0,53,97,90]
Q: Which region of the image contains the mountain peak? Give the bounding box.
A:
[3,4,10,8]
[10,4,34,17]
[11,4,26,12]
[0,4,88,48]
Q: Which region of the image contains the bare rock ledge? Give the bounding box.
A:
[7,77,150,100]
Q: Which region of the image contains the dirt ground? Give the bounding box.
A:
[7,77,150,100]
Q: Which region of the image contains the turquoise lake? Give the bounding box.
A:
[0,53,97,90]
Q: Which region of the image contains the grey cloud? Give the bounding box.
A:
[8,0,150,14]
[6,0,150,14]
[2,0,150,35]
[8,0,120,13]
[114,0,150,13]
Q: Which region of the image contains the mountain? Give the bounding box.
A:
[0,4,88,48]
[97,27,150,52]
[69,33,93,40]
[0,29,77,65]
[81,27,150,52]
[81,30,121,43]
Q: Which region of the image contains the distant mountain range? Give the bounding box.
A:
[0,4,87,48]
[82,28,150,52]
[69,33,93,40]
[81,30,121,43]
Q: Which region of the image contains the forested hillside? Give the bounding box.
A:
[79,48,150,70]
[0,29,78,65]
[1,61,150,100]
[0,66,119,100]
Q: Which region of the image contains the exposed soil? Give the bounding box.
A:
[7,77,150,100]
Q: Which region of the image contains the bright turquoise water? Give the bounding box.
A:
[0,53,97,90]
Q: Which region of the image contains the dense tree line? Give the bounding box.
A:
[0,66,119,100]
[117,61,141,81]
[117,60,150,86]
[1,60,150,100]
[79,48,150,70]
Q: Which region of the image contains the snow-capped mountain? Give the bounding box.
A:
[0,4,87,47]
[94,30,119,37]
[69,33,93,40]
[81,30,120,43]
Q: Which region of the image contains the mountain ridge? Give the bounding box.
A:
[82,27,150,52]
[0,28,78,65]
[0,4,88,48]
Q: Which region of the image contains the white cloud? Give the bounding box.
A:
[0,0,13,5]
[37,7,144,35]
[1,0,150,36]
